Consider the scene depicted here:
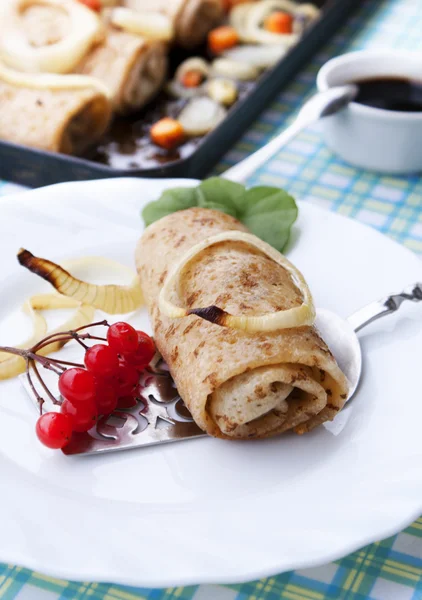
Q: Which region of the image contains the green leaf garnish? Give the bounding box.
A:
[142,177,298,252]
[142,186,199,227]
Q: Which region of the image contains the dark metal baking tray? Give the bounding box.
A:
[0,0,357,188]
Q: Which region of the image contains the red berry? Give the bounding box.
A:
[85,344,119,378]
[61,399,97,433]
[113,361,140,396]
[94,378,118,415]
[36,412,73,449]
[126,331,155,370]
[107,322,139,356]
[58,368,96,405]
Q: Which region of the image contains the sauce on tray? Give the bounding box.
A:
[84,82,253,170]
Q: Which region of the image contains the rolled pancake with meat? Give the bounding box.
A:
[0,69,111,154]
[11,3,167,114]
[124,0,223,48]
[75,28,167,114]
[136,208,349,439]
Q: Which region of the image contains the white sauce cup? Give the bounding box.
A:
[316,50,422,174]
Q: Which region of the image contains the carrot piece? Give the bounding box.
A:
[208,26,239,54]
[264,11,293,34]
[77,0,101,11]
[150,118,185,150]
[181,70,204,88]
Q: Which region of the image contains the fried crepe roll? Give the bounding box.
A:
[0,66,111,154]
[75,28,167,114]
[124,0,224,48]
[0,0,103,74]
[136,208,349,440]
[2,1,167,114]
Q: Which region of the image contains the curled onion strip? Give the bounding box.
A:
[0,295,94,380]
[0,61,111,96]
[18,250,143,315]
[0,298,47,364]
[0,0,102,74]
[111,8,174,41]
[159,231,316,333]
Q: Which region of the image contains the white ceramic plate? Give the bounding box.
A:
[0,178,421,588]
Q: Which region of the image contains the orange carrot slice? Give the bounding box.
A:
[150,118,185,149]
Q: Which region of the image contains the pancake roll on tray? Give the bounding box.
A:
[123,0,224,48]
[136,208,349,440]
[75,27,168,114]
[0,0,168,115]
[0,64,111,154]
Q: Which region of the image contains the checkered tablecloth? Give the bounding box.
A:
[1,0,421,598]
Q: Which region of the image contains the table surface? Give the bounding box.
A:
[1,0,421,598]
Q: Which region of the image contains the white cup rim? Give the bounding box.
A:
[316,49,422,121]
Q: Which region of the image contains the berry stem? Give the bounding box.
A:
[31,360,61,406]
[45,357,84,368]
[30,320,109,353]
[26,360,45,415]
[31,332,74,353]
[82,334,107,342]
[71,320,109,332]
[71,332,89,350]
[0,346,27,358]
[0,320,114,419]
[28,352,65,375]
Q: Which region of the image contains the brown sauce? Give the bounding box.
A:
[354,77,422,113]
[86,93,202,170]
[84,44,253,171]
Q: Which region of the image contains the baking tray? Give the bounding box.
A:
[0,0,357,188]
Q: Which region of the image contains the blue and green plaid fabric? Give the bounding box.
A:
[0,0,421,598]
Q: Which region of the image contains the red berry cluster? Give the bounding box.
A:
[35,322,155,450]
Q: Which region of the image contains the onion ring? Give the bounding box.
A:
[159,231,315,333]
[0,0,102,73]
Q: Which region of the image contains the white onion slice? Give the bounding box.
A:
[223,44,287,68]
[229,2,254,41]
[0,0,102,74]
[159,231,316,333]
[246,0,298,46]
[207,78,237,106]
[111,8,174,41]
[244,0,318,46]
[167,57,210,98]
[211,58,259,81]
[245,29,298,46]
[178,96,226,136]
[0,61,111,96]
[295,3,320,20]
[175,57,210,83]
[0,295,95,381]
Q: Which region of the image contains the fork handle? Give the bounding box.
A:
[347,283,422,333]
